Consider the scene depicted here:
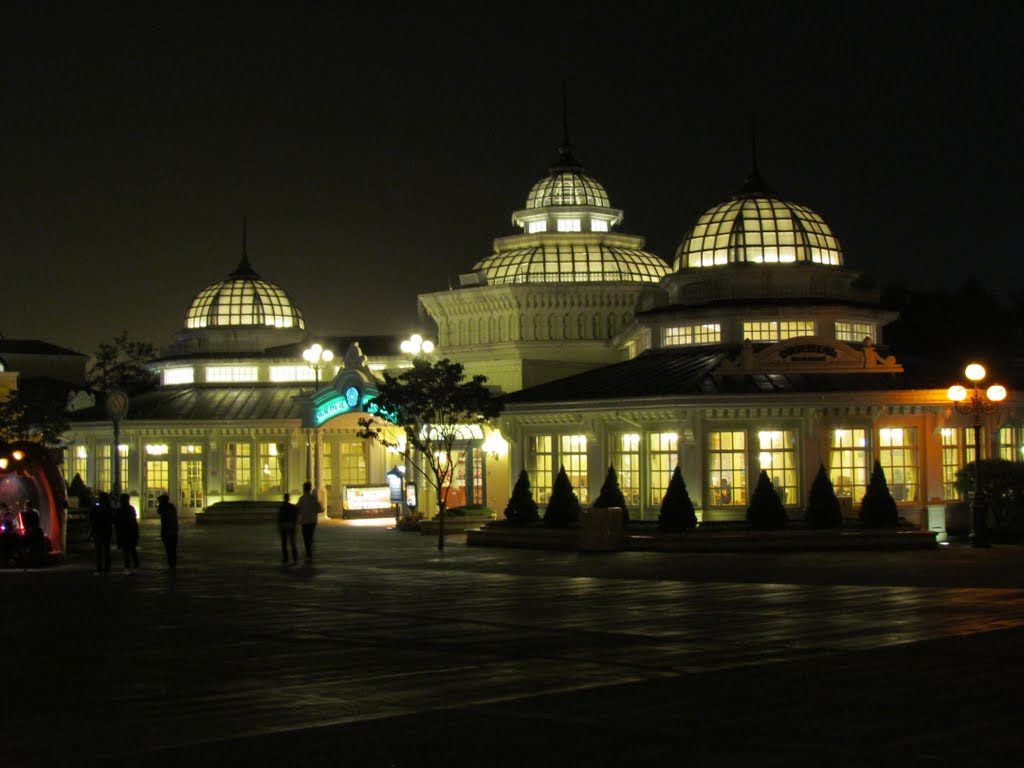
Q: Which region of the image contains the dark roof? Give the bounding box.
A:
[152,335,404,365]
[636,295,884,318]
[502,347,960,407]
[68,385,308,422]
[0,339,86,357]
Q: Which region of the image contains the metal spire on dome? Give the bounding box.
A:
[734,114,776,198]
[550,82,583,171]
[230,217,259,278]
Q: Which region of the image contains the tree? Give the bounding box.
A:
[357,357,502,550]
[805,463,843,529]
[746,470,787,530]
[0,389,69,447]
[87,331,159,396]
[658,464,698,532]
[543,465,581,529]
[594,465,628,520]
[859,459,899,528]
[504,469,539,526]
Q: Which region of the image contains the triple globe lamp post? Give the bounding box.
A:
[946,363,1005,548]
[303,343,334,509]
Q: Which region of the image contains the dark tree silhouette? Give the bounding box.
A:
[805,463,842,529]
[859,460,899,528]
[658,465,697,532]
[504,469,539,526]
[543,465,581,529]
[746,470,787,530]
[593,465,628,521]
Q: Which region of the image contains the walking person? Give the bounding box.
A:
[277,492,299,564]
[90,492,114,575]
[115,493,140,572]
[156,493,178,571]
[296,481,322,563]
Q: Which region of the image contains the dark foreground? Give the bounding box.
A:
[4,521,1023,767]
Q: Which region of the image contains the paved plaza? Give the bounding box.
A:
[4,520,1024,767]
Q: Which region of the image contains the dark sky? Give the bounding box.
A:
[2,1,1021,355]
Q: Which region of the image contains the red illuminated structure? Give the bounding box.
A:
[0,440,66,564]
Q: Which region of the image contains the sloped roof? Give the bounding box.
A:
[68,385,308,422]
[0,339,86,357]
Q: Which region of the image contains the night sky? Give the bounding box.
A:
[2,1,1021,356]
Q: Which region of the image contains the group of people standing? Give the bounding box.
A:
[278,481,322,564]
[89,492,178,574]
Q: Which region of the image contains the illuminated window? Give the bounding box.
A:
[663,323,721,346]
[591,219,609,232]
[473,242,667,285]
[97,444,129,494]
[339,441,366,487]
[610,433,641,509]
[186,278,305,330]
[708,431,746,506]
[830,428,868,504]
[258,442,286,494]
[556,218,582,232]
[527,436,554,505]
[998,427,1022,461]
[206,366,259,383]
[270,366,317,382]
[67,445,88,485]
[225,442,251,495]
[648,432,679,507]
[163,367,194,385]
[835,321,874,342]
[878,427,918,502]
[179,444,204,511]
[756,430,799,506]
[145,456,169,512]
[527,220,547,233]
[560,435,588,504]
[743,320,815,342]
[525,170,610,209]
[941,428,976,500]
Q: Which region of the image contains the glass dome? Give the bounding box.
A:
[184,252,305,330]
[674,179,843,270]
[525,170,611,209]
[473,242,668,285]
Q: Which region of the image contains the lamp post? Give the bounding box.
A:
[399,333,435,356]
[303,343,334,510]
[947,362,1006,548]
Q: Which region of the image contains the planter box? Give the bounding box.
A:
[466,525,580,550]
[419,515,495,536]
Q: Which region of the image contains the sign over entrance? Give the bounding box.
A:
[718,336,903,375]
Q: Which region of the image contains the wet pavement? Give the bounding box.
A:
[4,520,1023,766]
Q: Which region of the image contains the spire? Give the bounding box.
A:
[230,217,259,278]
[551,81,582,170]
[734,114,775,198]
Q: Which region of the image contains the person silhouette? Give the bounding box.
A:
[277,492,299,563]
[157,493,178,571]
[296,481,322,563]
[90,492,114,574]
[116,493,140,572]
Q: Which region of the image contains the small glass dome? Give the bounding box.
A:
[185,252,305,330]
[473,242,668,285]
[525,170,611,209]
[674,174,844,270]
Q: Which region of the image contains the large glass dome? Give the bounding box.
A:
[674,174,844,270]
[473,241,668,285]
[525,170,610,209]
[185,252,305,330]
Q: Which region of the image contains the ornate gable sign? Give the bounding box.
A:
[718,336,903,375]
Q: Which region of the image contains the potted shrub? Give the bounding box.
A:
[747,470,787,530]
[658,465,698,532]
[543,466,581,529]
[805,464,842,529]
[860,460,899,528]
[504,469,540,526]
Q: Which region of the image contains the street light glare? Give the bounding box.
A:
[987,385,1006,402]
[965,363,986,382]
[946,385,967,402]
[422,340,435,353]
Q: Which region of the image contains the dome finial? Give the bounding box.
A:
[231,217,259,278]
[734,114,775,198]
[551,82,582,170]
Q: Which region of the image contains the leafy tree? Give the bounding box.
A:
[0,389,69,447]
[658,464,697,532]
[504,469,540,526]
[543,465,581,529]
[87,331,159,396]
[955,459,1024,532]
[594,465,628,520]
[859,459,899,528]
[805,463,843,529]
[357,357,502,550]
[746,470,787,530]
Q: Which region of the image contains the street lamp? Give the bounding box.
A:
[947,362,1006,548]
[400,333,435,356]
[302,343,334,511]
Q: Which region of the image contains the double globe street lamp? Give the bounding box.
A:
[303,343,334,511]
[947,363,1006,548]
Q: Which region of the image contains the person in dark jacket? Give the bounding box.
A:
[277,493,299,563]
[156,493,178,571]
[115,493,140,572]
[90,492,114,575]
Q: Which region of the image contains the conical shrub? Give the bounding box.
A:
[543,465,581,528]
[504,469,539,526]
[805,463,842,529]
[746,470,787,530]
[594,465,628,521]
[658,465,698,532]
[859,459,899,527]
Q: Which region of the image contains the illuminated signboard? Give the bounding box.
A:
[314,387,398,426]
[344,485,391,510]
